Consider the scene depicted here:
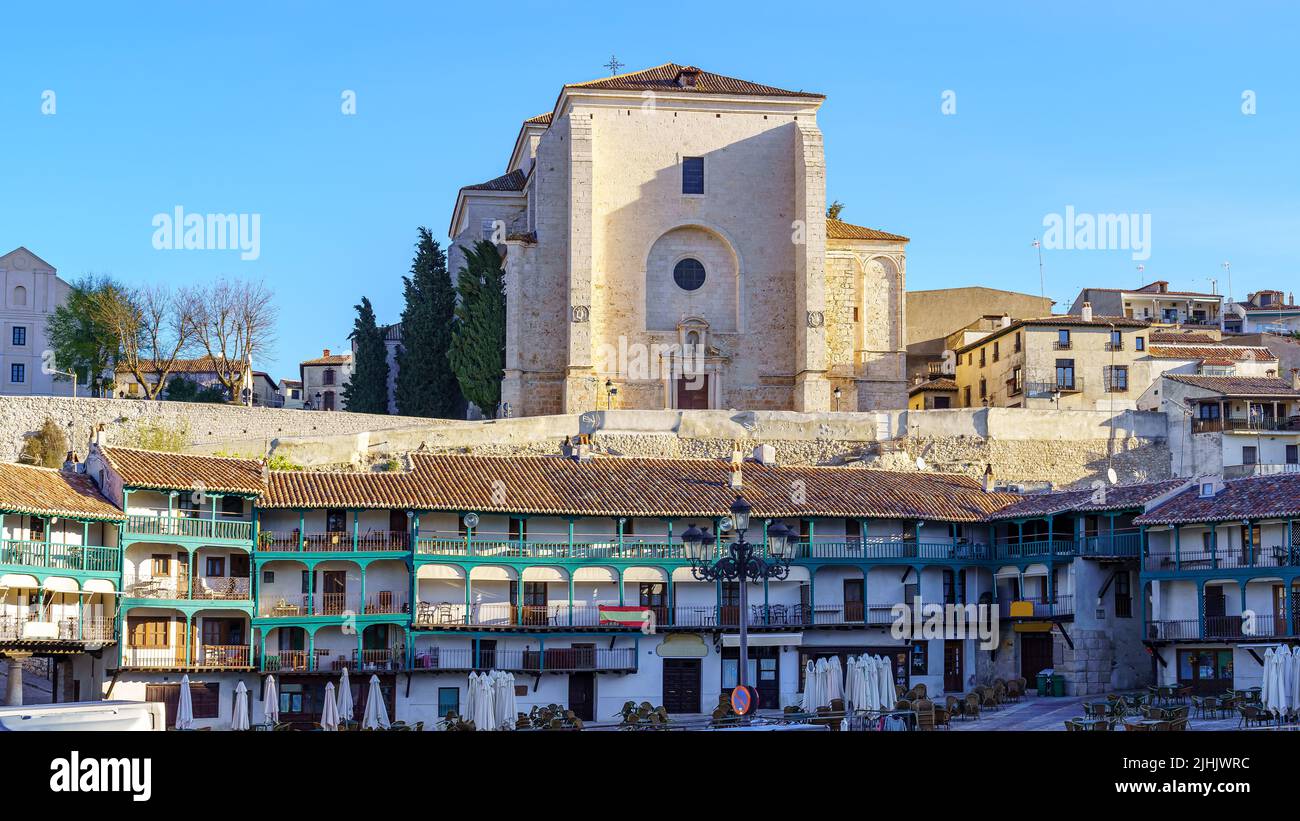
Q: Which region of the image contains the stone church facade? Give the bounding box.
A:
[448,64,907,417]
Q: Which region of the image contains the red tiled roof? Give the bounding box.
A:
[1149,331,1218,344]
[0,463,124,522]
[826,219,909,243]
[908,378,958,395]
[1135,474,1300,524]
[987,480,1186,520]
[523,112,553,126]
[114,356,247,375]
[1147,345,1276,362]
[954,316,1149,354]
[461,169,528,193]
[300,353,351,366]
[1162,375,1300,397]
[101,447,265,495]
[566,63,823,99]
[260,454,1020,522]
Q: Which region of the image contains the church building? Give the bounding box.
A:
[448,63,908,416]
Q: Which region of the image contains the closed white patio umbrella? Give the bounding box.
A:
[337,667,354,723]
[362,674,390,729]
[473,671,496,731]
[1261,648,1275,712]
[320,682,340,731]
[231,681,250,731]
[843,656,859,709]
[465,672,479,723]
[876,656,895,710]
[813,657,830,709]
[1277,645,1294,719]
[262,675,279,725]
[1289,646,1300,719]
[826,656,844,704]
[175,674,194,730]
[801,660,817,712]
[494,671,517,730]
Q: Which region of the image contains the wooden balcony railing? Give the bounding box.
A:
[410,646,636,673]
[0,540,120,573]
[257,530,410,552]
[126,514,252,542]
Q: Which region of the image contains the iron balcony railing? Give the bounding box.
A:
[0,539,120,573]
[0,615,113,642]
[1146,614,1294,642]
[994,539,1078,559]
[1192,416,1300,434]
[257,592,406,618]
[410,646,637,673]
[120,645,253,669]
[123,574,252,601]
[792,540,994,561]
[414,538,686,561]
[999,595,1075,619]
[257,529,409,552]
[125,514,252,542]
[1145,545,1299,572]
[1077,532,1143,557]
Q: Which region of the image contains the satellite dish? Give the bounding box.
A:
[463,512,480,529]
[1107,468,1118,485]
[915,456,927,471]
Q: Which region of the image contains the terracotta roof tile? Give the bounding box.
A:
[567,63,822,99]
[826,218,909,242]
[1163,375,1300,397]
[1135,474,1300,524]
[300,353,351,366]
[908,378,958,395]
[461,169,527,193]
[1147,345,1277,362]
[523,112,553,126]
[261,454,1020,521]
[114,356,248,375]
[988,480,1185,520]
[0,463,124,522]
[1149,331,1218,344]
[101,447,265,495]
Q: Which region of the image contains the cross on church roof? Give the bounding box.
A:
[603,55,624,76]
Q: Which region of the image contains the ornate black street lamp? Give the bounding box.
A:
[681,495,795,715]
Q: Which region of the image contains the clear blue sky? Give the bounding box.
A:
[3,2,1296,379]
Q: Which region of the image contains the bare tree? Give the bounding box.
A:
[189,278,279,403]
[95,285,198,399]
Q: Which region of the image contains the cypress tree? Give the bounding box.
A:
[394,228,463,417]
[448,240,506,415]
[342,296,390,414]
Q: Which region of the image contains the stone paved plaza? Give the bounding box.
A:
[948,693,1261,731]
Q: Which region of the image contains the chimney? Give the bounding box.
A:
[753,444,776,466]
[1291,369,1299,391]
[675,66,701,88]
[1000,314,1011,328]
[62,450,79,473]
[323,348,331,357]
[1081,301,1094,322]
[982,463,995,494]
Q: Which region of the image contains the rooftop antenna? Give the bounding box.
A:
[1031,238,1045,301]
[1222,260,1233,303]
[1136,263,1145,288]
[1208,277,1218,295]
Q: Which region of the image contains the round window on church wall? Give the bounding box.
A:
[673,258,706,291]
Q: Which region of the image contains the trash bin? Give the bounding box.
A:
[1035,672,1050,696]
[1049,674,1065,697]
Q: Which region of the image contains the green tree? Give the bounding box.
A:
[342,296,390,414]
[448,241,506,415]
[394,228,464,418]
[18,418,70,468]
[44,275,127,396]
[163,377,228,403]
[827,201,845,220]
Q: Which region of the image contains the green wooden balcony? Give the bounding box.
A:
[125,514,253,543]
[0,539,120,574]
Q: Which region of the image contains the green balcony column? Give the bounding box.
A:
[617,568,625,606]
[188,550,195,599]
[808,574,816,625]
[567,518,574,558]
[464,575,471,625]
[1172,525,1179,571]
[515,576,523,625]
[359,560,367,615]
[184,616,192,666]
[1046,562,1055,601]
[617,517,624,553]
[352,510,360,551]
[1046,515,1055,555]
[81,521,89,570]
[210,494,219,540]
[1210,523,1218,569]
[1246,519,1254,567]
[665,519,673,558]
[1197,580,1206,638]
[298,510,305,551]
[251,500,258,549]
[43,516,51,566]
[412,513,420,553]
[308,630,315,672]
[259,632,266,672]
[567,575,574,626]
[1289,518,1295,566]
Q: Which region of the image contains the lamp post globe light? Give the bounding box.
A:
[681,494,794,717]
